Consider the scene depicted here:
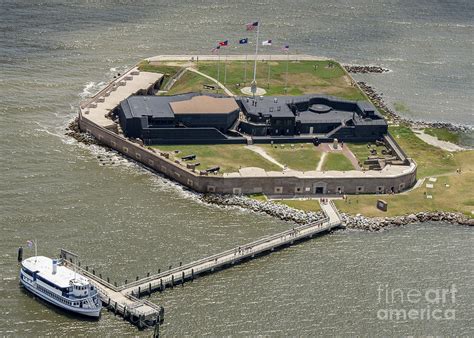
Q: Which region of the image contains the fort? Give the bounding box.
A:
[78,55,417,196]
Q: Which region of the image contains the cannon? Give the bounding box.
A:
[207,166,220,173]
[181,154,196,161]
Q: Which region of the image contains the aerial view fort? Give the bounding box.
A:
[6,4,472,336]
[78,55,419,199]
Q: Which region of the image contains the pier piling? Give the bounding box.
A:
[17,247,23,263]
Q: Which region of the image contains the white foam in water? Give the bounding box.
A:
[79,81,106,99]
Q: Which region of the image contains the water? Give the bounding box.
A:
[0,0,472,335]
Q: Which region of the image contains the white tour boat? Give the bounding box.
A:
[20,255,102,318]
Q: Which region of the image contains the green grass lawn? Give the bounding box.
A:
[424,127,460,144]
[275,199,321,212]
[334,168,473,217]
[248,193,267,201]
[196,60,366,100]
[390,126,458,178]
[138,61,183,89]
[258,144,321,171]
[321,152,355,171]
[333,136,474,217]
[153,144,281,174]
[165,71,217,96]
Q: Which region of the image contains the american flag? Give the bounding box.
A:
[282,45,289,52]
[211,45,221,53]
[26,240,33,248]
[218,40,229,47]
[246,21,259,31]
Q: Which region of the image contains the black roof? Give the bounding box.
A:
[120,93,233,119]
[238,94,385,124]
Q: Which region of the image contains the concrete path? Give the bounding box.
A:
[246,145,285,169]
[319,199,343,224]
[186,67,234,96]
[413,130,464,152]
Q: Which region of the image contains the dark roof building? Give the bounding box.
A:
[114,93,387,145]
[237,95,387,140]
[116,93,241,144]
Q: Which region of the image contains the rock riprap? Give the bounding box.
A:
[201,194,326,224]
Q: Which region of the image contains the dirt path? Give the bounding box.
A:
[186,67,234,96]
[246,145,285,169]
[316,152,327,171]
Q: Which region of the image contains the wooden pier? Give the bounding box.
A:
[60,200,342,331]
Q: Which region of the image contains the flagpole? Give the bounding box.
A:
[267,53,271,88]
[252,21,260,96]
[285,50,289,93]
[244,53,248,85]
[224,47,227,85]
[217,48,220,86]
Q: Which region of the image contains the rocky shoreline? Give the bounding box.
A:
[344,65,390,74]
[202,194,473,231]
[343,211,473,231]
[346,74,470,133]
[201,194,326,225]
[65,118,99,146]
[357,81,471,133]
[343,64,471,133]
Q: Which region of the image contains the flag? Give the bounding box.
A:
[27,240,33,248]
[211,45,221,53]
[246,21,259,31]
[239,38,248,44]
[282,45,289,52]
[218,40,228,47]
[262,40,272,46]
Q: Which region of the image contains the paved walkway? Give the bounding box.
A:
[81,67,163,129]
[413,130,464,152]
[186,67,234,96]
[246,145,285,169]
[119,205,341,297]
[319,199,342,224]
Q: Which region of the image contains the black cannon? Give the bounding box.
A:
[181,154,196,161]
[207,166,220,173]
[203,84,217,90]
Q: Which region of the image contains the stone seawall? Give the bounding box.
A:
[78,113,417,196]
[201,194,473,230]
[343,211,473,230]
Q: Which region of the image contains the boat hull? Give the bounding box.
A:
[20,277,101,318]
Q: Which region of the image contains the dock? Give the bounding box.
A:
[60,200,343,331]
